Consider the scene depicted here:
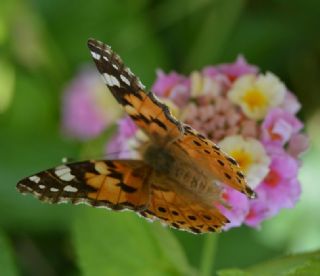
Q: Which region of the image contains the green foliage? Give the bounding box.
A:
[0,60,15,113]
[184,0,246,70]
[218,250,320,276]
[0,230,18,276]
[72,209,195,276]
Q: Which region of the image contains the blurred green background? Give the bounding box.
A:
[1,0,320,275]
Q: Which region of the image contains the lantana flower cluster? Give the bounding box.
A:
[62,57,308,229]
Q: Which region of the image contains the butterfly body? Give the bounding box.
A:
[142,143,174,175]
[17,38,256,234]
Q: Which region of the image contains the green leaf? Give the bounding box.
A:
[0,59,15,113]
[184,0,246,70]
[218,269,249,276]
[217,250,320,276]
[72,208,195,276]
[0,229,18,276]
[287,257,320,276]
[152,0,210,29]
[200,234,218,276]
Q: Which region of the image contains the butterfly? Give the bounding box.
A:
[17,38,256,234]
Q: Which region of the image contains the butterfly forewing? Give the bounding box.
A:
[88,39,183,144]
[176,125,256,199]
[17,160,151,211]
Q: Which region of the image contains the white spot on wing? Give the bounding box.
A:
[102,73,120,87]
[60,173,75,181]
[120,74,130,86]
[91,51,100,60]
[126,67,134,76]
[39,184,46,189]
[104,46,112,54]
[92,42,111,54]
[64,185,78,193]
[110,75,120,87]
[112,64,119,70]
[103,56,109,62]
[33,191,42,197]
[55,165,75,182]
[29,175,40,183]
[50,187,59,192]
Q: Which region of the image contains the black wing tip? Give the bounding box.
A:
[16,180,33,194]
[246,187,257,199]
[87,37,98,46]
[87,38,111,51]
[16,181,25,191]
[87,38,101,53]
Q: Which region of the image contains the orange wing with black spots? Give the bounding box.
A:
[176,125,256,199]
[87,38,182,144]
[17,160,151,211]
[140,186,229,234]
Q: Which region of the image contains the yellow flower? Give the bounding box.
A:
[228,72,286,120]
[219,135,270,189]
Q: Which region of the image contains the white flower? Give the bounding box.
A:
[219,135,270,189]
[190,71,221,98]
[228,72,286,120]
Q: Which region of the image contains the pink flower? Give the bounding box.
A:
[245,190,269,228]
[62,67,121,140]
[287,133,309,158]
[106,117,137,159]
[261,108,303,146]
[203,55,258,81]
[219,187,249,230]
[152,70,190,107]
[257,145,300,215]
[117,116,137,137]
[280,91,301,114]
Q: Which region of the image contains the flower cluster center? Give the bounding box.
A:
[242,88,268,111]
[264,170,281,187]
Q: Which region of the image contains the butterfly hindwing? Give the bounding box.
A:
[17,160,151,211]
[87,38,183,144]
[140,186,228,234]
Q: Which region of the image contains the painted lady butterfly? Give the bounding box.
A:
[17,39,256,234]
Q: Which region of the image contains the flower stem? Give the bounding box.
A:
[200,234,218,276]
